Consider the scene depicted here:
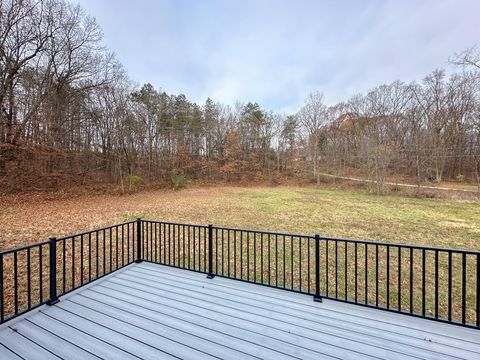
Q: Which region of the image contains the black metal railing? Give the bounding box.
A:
[1,218,479,330]
[0,219,138,324]
[140,220,480,329]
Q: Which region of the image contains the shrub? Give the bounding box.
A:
[170,169,186,190]
[125,175,142,192]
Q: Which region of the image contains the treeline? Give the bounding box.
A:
[303,69,480,193]
[1,0,479,193]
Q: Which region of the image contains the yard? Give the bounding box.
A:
[1,186,479,252]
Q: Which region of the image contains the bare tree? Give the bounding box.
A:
[451,46,480,70]
[298,91,327,183]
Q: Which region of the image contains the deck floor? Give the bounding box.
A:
[0,262,479,359]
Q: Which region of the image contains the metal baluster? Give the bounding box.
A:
[63,240,67,292]
[365,244,368,305]
[261,233,264,284]
[275,234,278,287]
[387,246,390,309]
[72,237,76,287]
[27,248,31,308]
[307,237,310,293]
[448,251,452,321]
[81,235,84,285]
[345,242,348,300]
[410,247,413,313]
[283,235,286,288]
[335,240,338,298]
[435,250,438,318]
[299,237,302,291]
[89,233,92,282]
[375,244,378,307]
[14,252,18,314]
[247,232,250,281]
[476,253,480,328]
[290,236,293,289]
[326,240,329,297]
[462,253,467,324]
[355,242,358,303]
[422,249,426,317]
[0,254,3,322]
[109,229,112,272]
[398,247,401,311]
[39,246,43,303]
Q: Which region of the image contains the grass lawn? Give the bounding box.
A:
[1,185,479,251]
[1,186,479,325]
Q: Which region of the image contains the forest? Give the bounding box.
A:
[1,0,480,194]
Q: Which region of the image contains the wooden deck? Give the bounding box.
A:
[0,263,479,359]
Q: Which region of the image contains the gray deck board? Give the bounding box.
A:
[109,270,474,360]
[0,327,60,360]
[120,267,472,358]
[0,343,22,359]
[0,262,479,359]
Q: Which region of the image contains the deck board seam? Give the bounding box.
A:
[68,295,267,360]
[36,311,144,360]
[107,274,472,358]
[65,297,309,360]
[135,264,480,343]
[7,325,64,360]
[96,281,436,360]
[133,265,479,341]
[0,341,26,360]
[51,305,184,360]
[77,290,342,360]
[136,264,308,301]
[129,266,480,346]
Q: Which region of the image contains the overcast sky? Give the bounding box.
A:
[77,0,480,113]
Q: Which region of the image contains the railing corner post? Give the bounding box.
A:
[207,224,215,279]
[135,217,143,263]
[314,234,322,303]
[47,236,59,306]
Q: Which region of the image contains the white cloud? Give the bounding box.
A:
[77,0,480,112]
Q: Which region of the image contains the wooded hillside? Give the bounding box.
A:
[1,0,479,193]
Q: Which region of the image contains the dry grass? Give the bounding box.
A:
[1,185,479,251]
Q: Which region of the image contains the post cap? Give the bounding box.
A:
[49,236,57,242]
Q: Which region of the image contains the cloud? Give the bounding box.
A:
[77,0,480,112]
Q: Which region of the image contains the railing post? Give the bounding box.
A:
[207,224,215,279]
[314,234,322,302]
[135,217,143,263]
[47,237,59,305]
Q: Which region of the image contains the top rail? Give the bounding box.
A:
[0,240,50,256]
[319,235,480,255]
[55,220,138,242]
[145,219,480,255]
